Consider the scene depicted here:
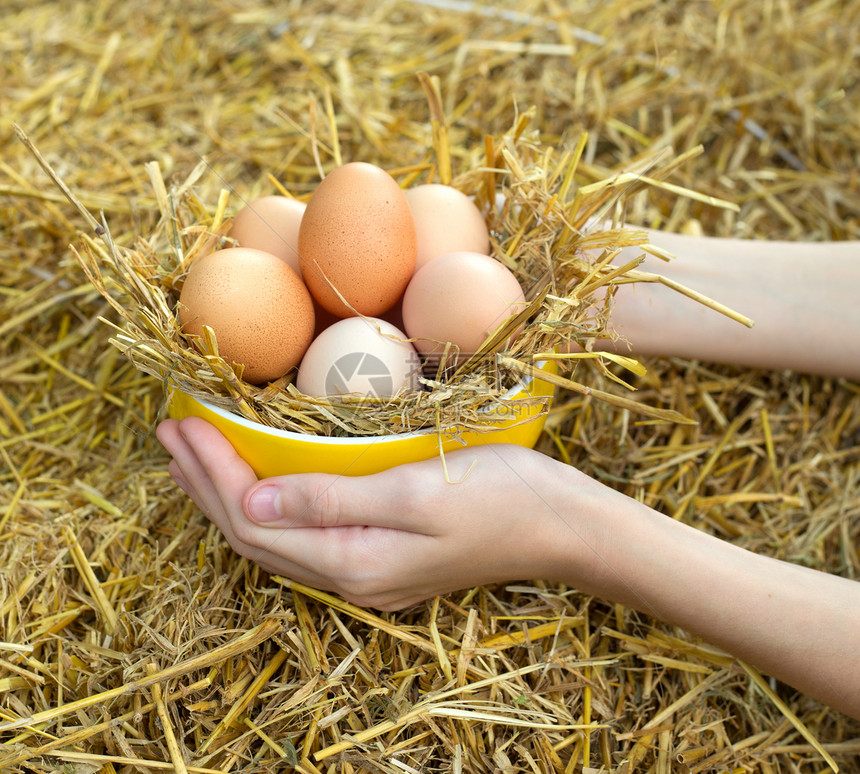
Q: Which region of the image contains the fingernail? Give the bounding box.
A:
[247,485,281,523]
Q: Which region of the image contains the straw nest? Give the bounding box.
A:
[2,1,858,773]
[17,90,732,439]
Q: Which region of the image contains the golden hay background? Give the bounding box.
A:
[1,1,858,772]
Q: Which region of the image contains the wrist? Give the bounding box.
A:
[536,468,716,617]
[529,458,647,599]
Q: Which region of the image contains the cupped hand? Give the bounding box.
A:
[155,417,602,610]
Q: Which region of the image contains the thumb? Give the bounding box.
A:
[242,466,433,533]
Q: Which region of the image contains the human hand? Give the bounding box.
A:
[155,416,605,610]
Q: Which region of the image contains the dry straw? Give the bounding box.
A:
[16,87,741,440]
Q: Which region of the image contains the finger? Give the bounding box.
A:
[155,418,184,459]
[164,421,450,607]
[159,419,257,558]
[247,521,423,601]
[172,418,321,568]
[177,416,259,498]
[168,444,322,581]
[167,447,237,540]
[160,421,343,585]
[159,424,216,518]
[241,456,453,533]
[167,459,198,505]
[167,458,186,487]
[173,417,258,519]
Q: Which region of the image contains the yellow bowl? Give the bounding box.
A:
[167,360,557,478]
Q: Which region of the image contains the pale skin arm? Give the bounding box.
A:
[599,233,860,380]
[156,419,860,720]
[155,233,860,719]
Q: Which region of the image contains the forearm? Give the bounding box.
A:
[545,472,860,718]
[604,234,860,380]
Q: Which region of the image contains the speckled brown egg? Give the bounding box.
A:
[228,196,305,277]
[298,162,417,317]
[178,247,315,384]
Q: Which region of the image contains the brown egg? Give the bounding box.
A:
[228,196,305,277]
[298,162,417,317]
[404,184,491,270]
[402,251,527,362]
[178,247,315,384]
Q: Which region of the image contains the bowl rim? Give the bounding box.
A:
[176,359,552,445]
